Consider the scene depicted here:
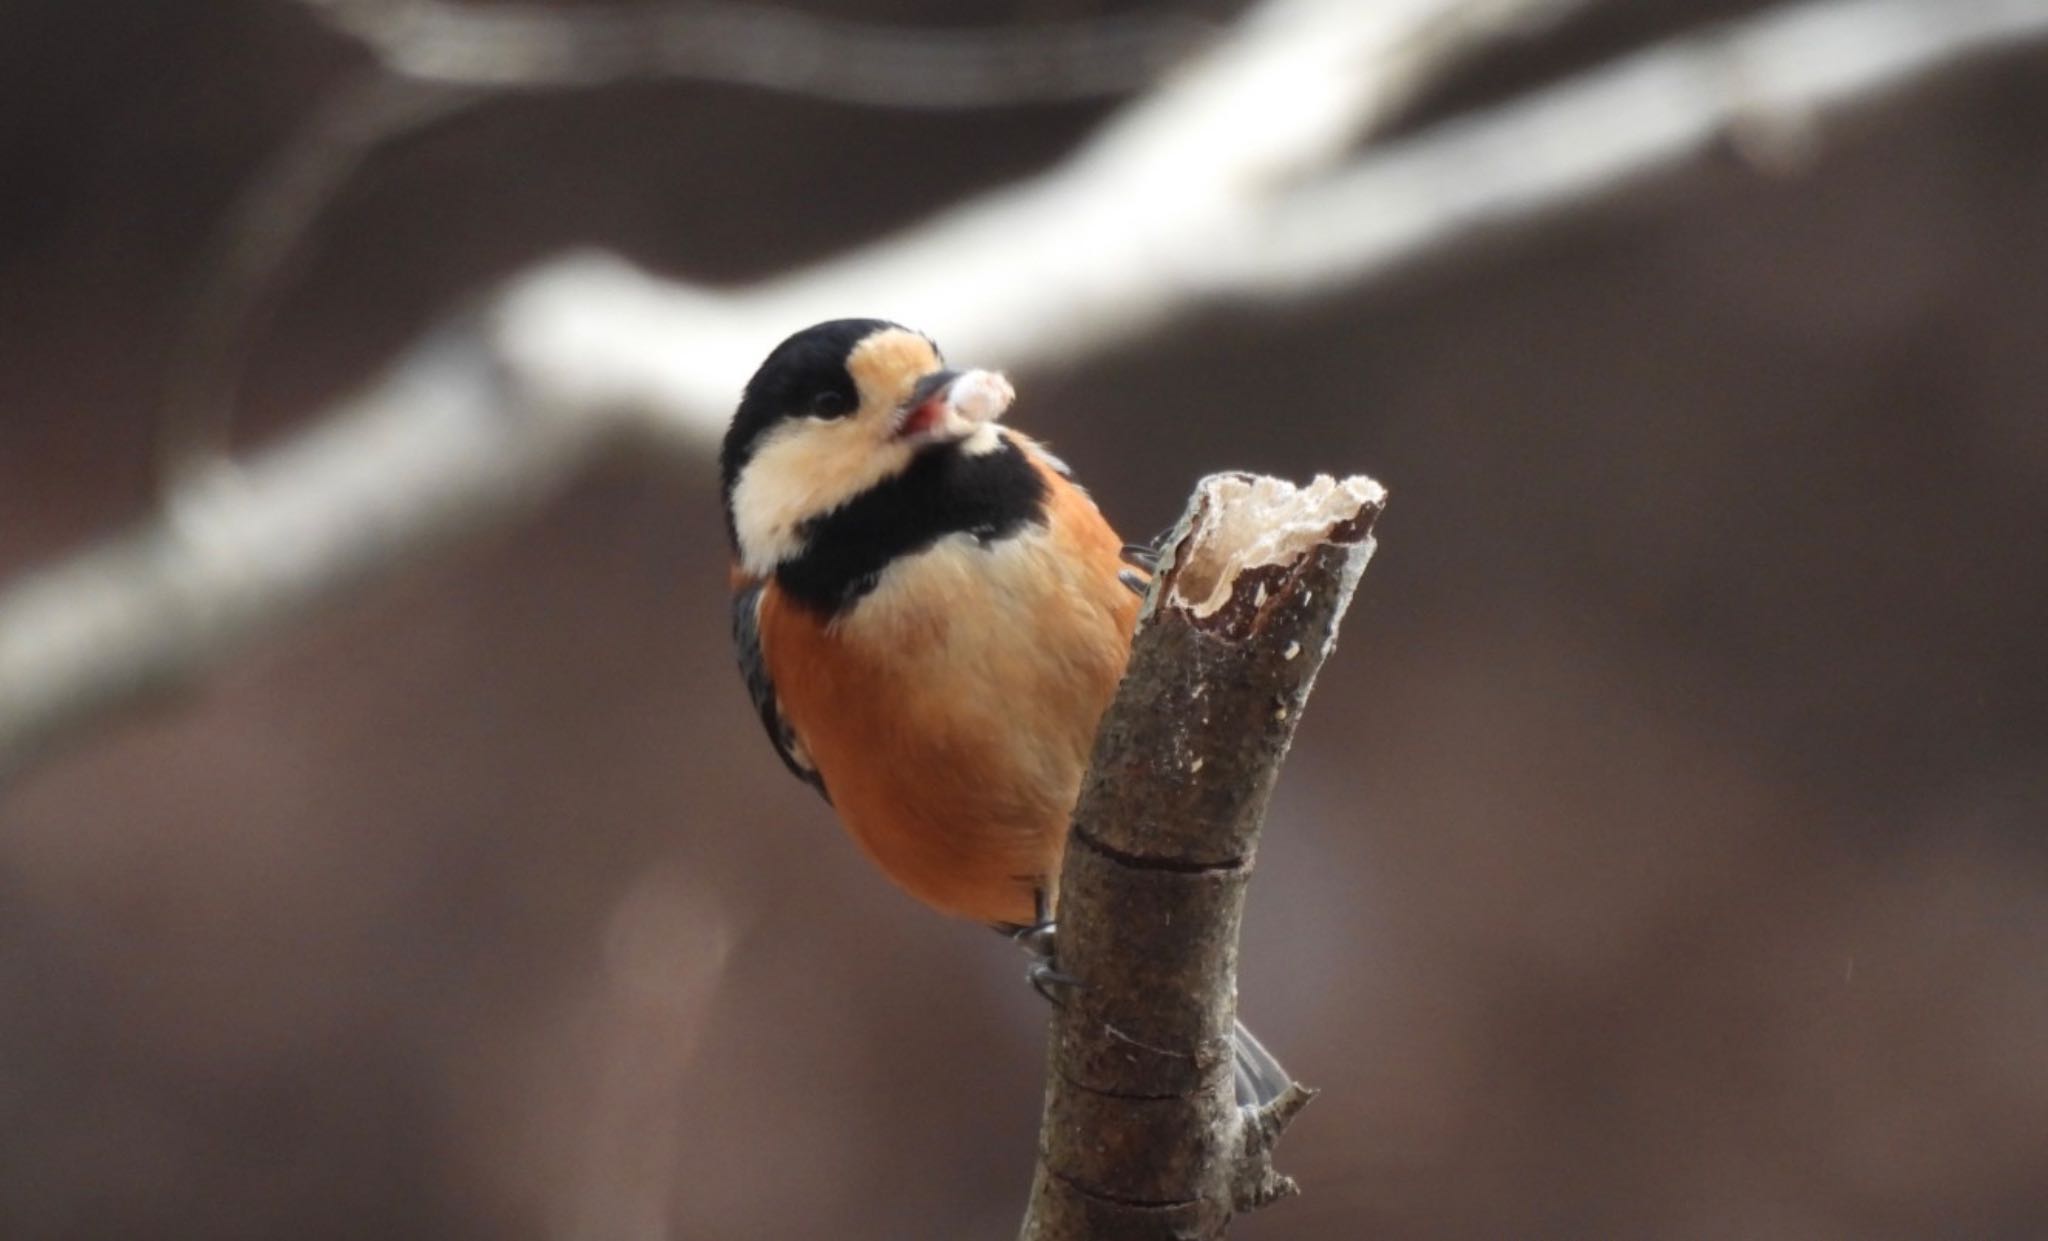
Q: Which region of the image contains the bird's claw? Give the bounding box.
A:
[1008,890,1081,1004]
[1011,917,1059,963]
[1120,521,1176,573]
[1027,959,1082,1005]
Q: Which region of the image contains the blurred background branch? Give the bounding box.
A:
[11,0,2048,770]
[296,0,1220,102]
[159,0,1218,495]
[4,0,1580,775]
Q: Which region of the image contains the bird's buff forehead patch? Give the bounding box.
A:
[848,328,1014,441]
[847,329,940,403]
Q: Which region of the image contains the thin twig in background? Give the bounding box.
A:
[158,71,480,492]
[6,0,2044,777]
[296,0,1220,104]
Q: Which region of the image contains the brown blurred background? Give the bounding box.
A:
[4,1,2047,1238]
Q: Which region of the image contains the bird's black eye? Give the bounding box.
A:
[809,389,854,419]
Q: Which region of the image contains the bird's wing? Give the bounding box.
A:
[732,578,830,802]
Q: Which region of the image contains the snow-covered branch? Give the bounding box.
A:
[4,0,2044,774]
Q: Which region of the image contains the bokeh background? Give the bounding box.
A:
[5,1,2048,1238]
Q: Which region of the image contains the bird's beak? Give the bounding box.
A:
[896,368,1015,443]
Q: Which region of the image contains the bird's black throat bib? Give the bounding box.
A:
[775,437,1048,618]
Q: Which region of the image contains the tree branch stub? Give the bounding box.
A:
[1022,472,1386,1241]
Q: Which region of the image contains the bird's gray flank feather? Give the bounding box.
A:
[732,580,829,801]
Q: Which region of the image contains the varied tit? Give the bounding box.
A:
[721,318,1288,1105]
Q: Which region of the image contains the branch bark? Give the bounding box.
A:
[1021,473,1386,1240]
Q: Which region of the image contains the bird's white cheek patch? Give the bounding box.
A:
[731,420,913,575]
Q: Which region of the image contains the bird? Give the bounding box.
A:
[720,318,1289,1106]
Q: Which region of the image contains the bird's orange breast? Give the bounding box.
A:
[756,452,1139,925]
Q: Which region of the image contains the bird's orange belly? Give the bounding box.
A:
[761,530,1136,924]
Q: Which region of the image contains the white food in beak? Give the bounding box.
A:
[902,369,1015,444]
[948,370,1014,424]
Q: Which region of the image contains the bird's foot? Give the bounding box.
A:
[1119,521,1177,573]
[1010,916,1058,962]
[1118,524,1179,597]
[1027,958,1082,1006]
[1007,891,1081,1004]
